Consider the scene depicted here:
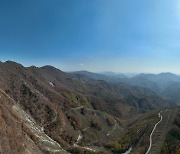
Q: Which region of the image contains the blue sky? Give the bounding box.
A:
[1,0,180,73]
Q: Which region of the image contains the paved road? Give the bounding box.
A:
[145,109,177,154]
[145,111,163,154]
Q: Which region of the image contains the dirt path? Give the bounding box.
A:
[107,121,117,136]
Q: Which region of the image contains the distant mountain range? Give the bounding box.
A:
[72,70,128,83]
[73,71,180,104]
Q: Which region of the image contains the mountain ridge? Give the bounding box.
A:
[0,61,176,153]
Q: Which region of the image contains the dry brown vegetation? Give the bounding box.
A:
[0,61,175,153]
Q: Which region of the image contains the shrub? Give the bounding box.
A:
[90,118,103,131]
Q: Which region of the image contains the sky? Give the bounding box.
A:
[1,0,180,73]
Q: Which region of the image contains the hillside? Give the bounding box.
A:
[161,108,180,154]
[0,61,175,153]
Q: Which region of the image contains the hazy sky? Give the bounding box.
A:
[1,0,180,73]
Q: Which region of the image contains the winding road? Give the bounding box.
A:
[145,111,163,154]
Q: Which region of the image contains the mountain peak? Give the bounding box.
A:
[4,60,23,67]
[158,72,176,76]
